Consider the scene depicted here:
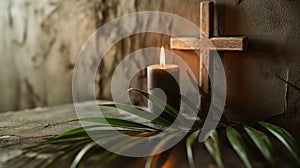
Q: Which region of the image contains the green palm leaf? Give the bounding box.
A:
[204,129,224,168]
[128,88,191,126]
[259,122,300,164]
[105,132,154,164]
[186,69,209,99]
[180,95,205,121]
[50,130,128,145]
[268,72,300,92]
[51,125,111,140]
[99,135,144,164]
[45,140,93,168]
[244,126,276,167]
[39,127,90,145]
[70,117,159,131]
[94,131,140,166]
[95,130,149,164]
[71,142,97,168]
[99,104,172,127]
[226,126,252,168]
[186,130,200,168]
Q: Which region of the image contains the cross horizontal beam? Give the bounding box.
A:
[170,36,248,51]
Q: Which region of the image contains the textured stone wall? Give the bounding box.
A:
[0,0,98,111]
[0,0,299,127]
[223,0,300,125]
[0,0,201,112]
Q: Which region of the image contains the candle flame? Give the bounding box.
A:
[160,46,165,68]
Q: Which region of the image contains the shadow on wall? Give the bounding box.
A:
[222,0,299,124]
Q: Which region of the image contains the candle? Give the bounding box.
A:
[147,47,180,122]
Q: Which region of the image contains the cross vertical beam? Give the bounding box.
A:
[170,1,247,112]
[170,1,247,95]
[200,2,214,94]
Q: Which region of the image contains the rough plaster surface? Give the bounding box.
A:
[0,0,299,126]
[223,0,300,124]
[0,0,201,111]
[0,0,97,112]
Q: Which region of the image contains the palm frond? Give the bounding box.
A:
[244,126,276,167]
[186,130,200,168]
[268,72,300,92]
[186,69,209,99]
[180,95,206,121]
[99,103,172,127]
[204,129,224,168]
[69,117,159,131]
[128,88,192,127]
[25,83,300,168]
[226,126,252,168]
[71,142,97,168]
[260,122,300,164]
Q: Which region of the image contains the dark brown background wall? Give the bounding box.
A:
[0,0,299,128]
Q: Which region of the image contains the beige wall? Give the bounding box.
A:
[0,0,97,111]
[0,0,299,128]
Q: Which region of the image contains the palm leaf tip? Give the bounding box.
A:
[226,126,252,168]
[244,126,276,167]
[186,130,201,168]
[99,103,172,127]
[71,142,97,168]
[259,122,300,164]
[185,68,209,99]
[72,117,158,131]
[268,72,300,92]
[204,129,225,168]
[128,88,192,127]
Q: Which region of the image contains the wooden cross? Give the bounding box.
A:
[170,1,247,97]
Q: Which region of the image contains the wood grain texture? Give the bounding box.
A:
[210,37,248,51]
[200,1,214,38]
[170,36,248,51]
